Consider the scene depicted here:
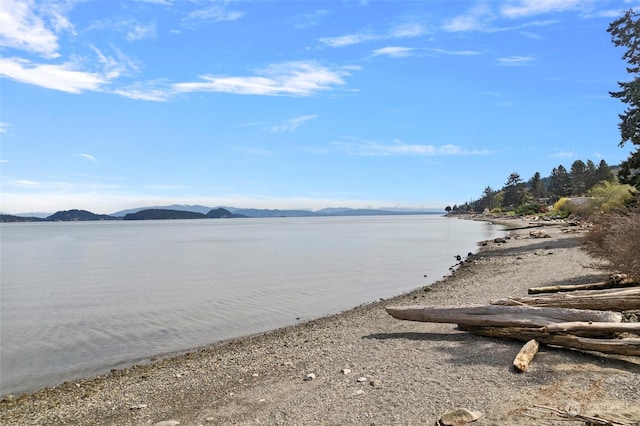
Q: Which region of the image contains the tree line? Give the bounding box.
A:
[447,158,615,215]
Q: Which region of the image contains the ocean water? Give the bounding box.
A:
[0,215,504,395]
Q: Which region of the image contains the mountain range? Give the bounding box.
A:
[1,205,442,223]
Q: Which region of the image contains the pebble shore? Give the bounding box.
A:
[1,219,639,425]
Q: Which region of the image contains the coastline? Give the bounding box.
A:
[1,218,638,425]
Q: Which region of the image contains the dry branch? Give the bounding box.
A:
[385,304,623,328]
[491,288,640,311]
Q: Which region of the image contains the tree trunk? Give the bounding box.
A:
[491,288,640,311]
[385,304,623,328]
[513,339,539,372]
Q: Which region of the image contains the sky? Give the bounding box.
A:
[0,0,638,215]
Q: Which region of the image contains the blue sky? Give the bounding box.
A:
[0,0,637,215]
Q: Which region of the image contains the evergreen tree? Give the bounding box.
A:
[608,10,640,188]
[585,159,598,190]
[528,171,546,200]
[570,159,588,195]
[502,172,527,209]
[596,159,614,183]
[548,165,570,199]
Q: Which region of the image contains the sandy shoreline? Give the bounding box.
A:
[1,218,639,425]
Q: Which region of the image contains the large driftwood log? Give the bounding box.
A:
[528,280,640,294]
[544,321,640,337]
[385,304,623,328]
[491,288,640,311]
[513,339,539,372]
[458,326,640,356]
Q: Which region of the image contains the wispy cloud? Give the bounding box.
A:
[0,0,65,58]
[271,115,317,133]
[77,153,97,162]
[500,0,587,19]
[183,1,244,26]
[292,9,330,29]
[14,179,41,187]
[372,47,416,58]
[172,61,352,97]
[0,44,138,94]
[498,55,534,66]
[320,22,426,47]
[87,18,157,42]
[443,3,494,32]
[551,151,574,158]
[443,0,597,34]
[332,137,491,156]
[0,57,107,93]
[0,122,10,134]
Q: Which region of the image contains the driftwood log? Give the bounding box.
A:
[544,321,640,337]
[458,326,640,356]
[528,280,640,294]
[384,304,623,328]
[491,288,640,311]
[513,339,539,372]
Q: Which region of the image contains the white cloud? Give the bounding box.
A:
[0,122,10,134]
[320,22,426,47]
[501,0,587,18]
[173,61,351,96]
[184,2,244,25]
[332,138,491,156]
[0,46,138,94]
[498,55,534,66]
[320,32,380,48]
[0,0,61,58]
[551,151,574,158]
[389,23,427,38]
[13,179,41,187]
[271,115,317,133]
[77,153,97,162]
[443,3,494,32]
[292,9,330,29]
[372,47,416,58]
[0,57,106,93]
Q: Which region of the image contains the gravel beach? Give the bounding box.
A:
[1,218,639,425]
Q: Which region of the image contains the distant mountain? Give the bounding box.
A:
[123,209,208,220]
[12,212,52,219]
[0,214,49,223]
[111,204,213,217]
[226,208,318,217]
[206,208,239,218]
[47,209,119,221]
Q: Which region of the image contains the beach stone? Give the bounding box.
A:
[370,379,382,387]
[341,368,351,375]
[353,389,365,396]
[129,404,147,410]
[356,377,367,383]
[437,408,483,425]
[304,373,316,381]
[154,421,180,426]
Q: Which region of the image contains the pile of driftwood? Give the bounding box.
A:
[386,276,640,372]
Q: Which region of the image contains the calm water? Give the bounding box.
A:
[0,215,504,395]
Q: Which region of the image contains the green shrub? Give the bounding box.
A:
[515,203,542,216]
[586,181,637,213]
[552,197,573,217]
